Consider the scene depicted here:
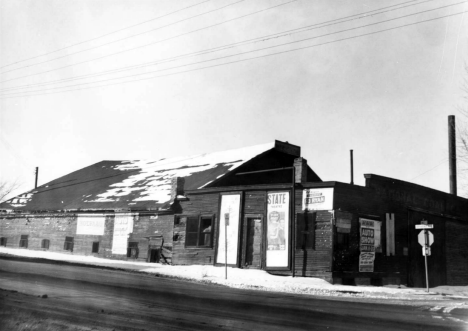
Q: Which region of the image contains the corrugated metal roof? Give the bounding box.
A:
[0,142,277,211]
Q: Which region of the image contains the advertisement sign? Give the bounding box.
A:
[216,194,241,265]
[302,188,333,211]
[358,218,382,272]
[112,214,134,255]
[76,215,105,235]
[266,192,289,268]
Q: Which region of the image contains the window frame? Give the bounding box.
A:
[0,237,7,247]
[92,241,100,254]
[64,236,74,252]
[41,239,50,250]
[178,214,215,249]
[19,235,28,248]
[127,242,139,258]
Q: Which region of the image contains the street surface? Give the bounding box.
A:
[0,257,467,331]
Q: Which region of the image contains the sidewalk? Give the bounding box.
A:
[1,247,468,308]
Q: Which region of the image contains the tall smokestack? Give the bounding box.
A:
[35,167,39,189]
[448,115,457,195]
[350,150,354,185]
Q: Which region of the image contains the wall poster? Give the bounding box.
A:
[266,191,290,268]
[216,194,241,265]
[302,188,333,211]
[112,213,134,255]
[76,214,105,235]
[358,218,382,272]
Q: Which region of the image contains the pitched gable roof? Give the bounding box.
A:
[1,142,295,212]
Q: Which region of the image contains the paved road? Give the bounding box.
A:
[0,258,467,331]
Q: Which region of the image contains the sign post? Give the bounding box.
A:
[417,224,434,293]
[224,212,229,280]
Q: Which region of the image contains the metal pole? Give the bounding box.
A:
[424,230,429,292]
[225,214,228,280]
[292,166,296,278]
[448,116,457,195]
[350,150,354,185]
[35,167,39,189]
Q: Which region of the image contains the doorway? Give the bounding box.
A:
[244,216,263,269]
[148,247,160,263]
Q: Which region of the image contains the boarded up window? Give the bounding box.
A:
[64,236,74,251]
[41,239,50,249]
[19,235,28,248]
[296,212,316,249]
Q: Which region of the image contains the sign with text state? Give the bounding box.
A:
[415,224,433,229]
[418,230,434,247]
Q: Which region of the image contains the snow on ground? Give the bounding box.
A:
[1,247,467,300]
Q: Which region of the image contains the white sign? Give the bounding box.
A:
[359,218,382,272]
[216,194,241,265]
[418,230,434,247]
[302,188,333,211]
[112,214,134,255]
[76,215,105,235]
[266,192,290,268]
[422,246,431,256]
[359,252,375,272]
[415,224,433,229]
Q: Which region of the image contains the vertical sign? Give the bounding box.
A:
[386,213,395,256]
[216,194,240,265]
[359,218,381,272]
[266,192,290,268]
[112,214,134,254]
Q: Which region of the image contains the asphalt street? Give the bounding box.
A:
[0,258,467,331]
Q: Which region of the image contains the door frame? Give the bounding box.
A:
[242,213,264,269]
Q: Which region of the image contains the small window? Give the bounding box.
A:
[41,239,50,250]
[92,242,99,253]
[64,236,74,252]
[19,235,28,248]
[127,242,139,258]
[183,215,214,248]
[0,237,7,247]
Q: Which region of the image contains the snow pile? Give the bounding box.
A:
[1,247,467,299]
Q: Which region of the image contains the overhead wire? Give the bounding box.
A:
[409,158,448,181]
[1,5,466,98]
[0,0,439,92]
[0,0,437,85]
[0,0,245,75]
[0,0,212,70]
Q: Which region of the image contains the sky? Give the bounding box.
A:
[0,0,467,199]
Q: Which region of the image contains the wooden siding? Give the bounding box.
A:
[172,193,219,265]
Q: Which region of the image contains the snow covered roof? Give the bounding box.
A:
[0,141,300,211]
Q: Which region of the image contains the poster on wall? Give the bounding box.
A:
[76,215,105,235]
[266,192,290,268]
[112,214,134,255]
[216,194,241,265]
[302,188,333,211]
[358,218,382,272]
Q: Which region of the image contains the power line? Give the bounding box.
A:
[409,158,448,181]
[0,0,436,85]
[0,0,438,92]
[0,0,212,70]
[0,0,245,75]
[1,5,466,98]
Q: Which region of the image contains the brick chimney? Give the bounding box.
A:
[294,157,308,184]
[170,177,185,201]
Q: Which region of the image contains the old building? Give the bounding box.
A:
[1,140,467,287]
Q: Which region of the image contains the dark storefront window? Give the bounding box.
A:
[183,215,214,248]
[0,237,7,247]
[19,235,28,248]
[64,236,74,251]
